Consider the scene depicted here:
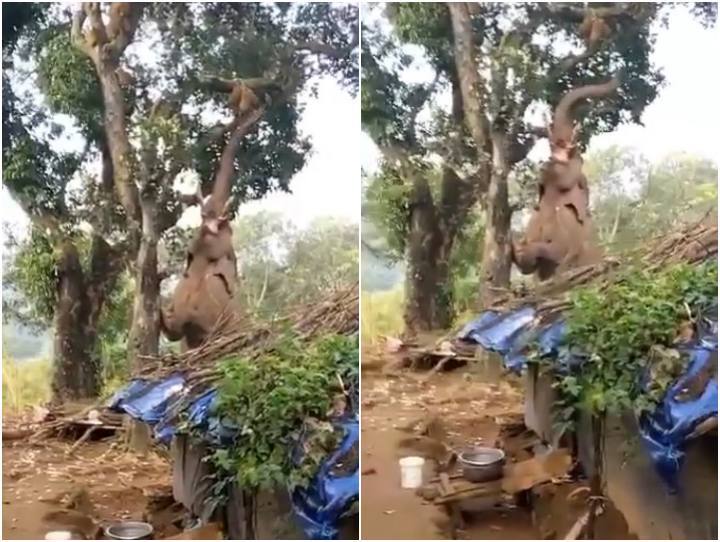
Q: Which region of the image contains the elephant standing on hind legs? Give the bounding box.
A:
[512,76,620,281]
[160,83,268,351]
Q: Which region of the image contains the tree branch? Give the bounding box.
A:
[84,2,108,44]
[71,8,93,58]
[105,3,145,59]
[448,3,492,167]
[543,3,638,22]
[196,75,282,94]
[294,40,353,60]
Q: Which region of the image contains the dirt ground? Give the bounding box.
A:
[361,351,633,541]
[2,430,172,540]
[361,355,540,540]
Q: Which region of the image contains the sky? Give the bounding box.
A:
[361,8,720,175]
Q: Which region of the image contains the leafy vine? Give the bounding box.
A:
[210,333,358,490]
[551,260,717,431]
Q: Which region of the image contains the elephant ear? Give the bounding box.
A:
[211,257,237,296]
[184,250,194,275]
[563,200,586,225]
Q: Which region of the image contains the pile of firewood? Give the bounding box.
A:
[136,282,359,382]
[490,217,717,322]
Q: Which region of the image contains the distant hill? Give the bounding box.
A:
[361,244,403,292]
[2,321,52,361]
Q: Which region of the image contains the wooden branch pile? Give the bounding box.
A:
[490,218,717,323]
[136,282,359,383]
[8,402,124,447]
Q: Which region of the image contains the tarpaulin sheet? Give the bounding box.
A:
[291,415,359,539]
[457,301,718,493]
[109,375,358,539]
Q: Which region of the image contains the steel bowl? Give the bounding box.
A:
[104,521,154,540]
[458,447,505,483]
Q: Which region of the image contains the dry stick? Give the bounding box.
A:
[66,425,97,456]
[136,283,358,384]
[421,356,452,383]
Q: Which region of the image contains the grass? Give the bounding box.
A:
[2,353,52,412]
[360,287,404,346]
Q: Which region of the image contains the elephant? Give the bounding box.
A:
[512,78,619,281]
[512,184,602,281]
[161,105,266,350]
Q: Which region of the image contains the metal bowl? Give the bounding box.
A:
[458,447,505,483]
[104,521,154,540]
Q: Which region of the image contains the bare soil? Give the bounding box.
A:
[2,429,172,540]
[361,353,633,540]
[361,360,539,540]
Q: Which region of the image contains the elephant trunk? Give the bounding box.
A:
[208,106,266,216]
[552,75,620,145]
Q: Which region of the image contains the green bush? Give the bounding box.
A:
[210,334,358,490]
[552,260,717,431]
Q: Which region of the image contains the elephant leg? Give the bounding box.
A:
[512,241,541,275]
[160,305,184,342]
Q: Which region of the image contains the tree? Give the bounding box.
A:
[2,3,358,399]
[68,2,358,364]
[586,147,717,252]
[362,2,715,333]
[362,4,482,333]
[3,2,124,399]
[233,212,358,318]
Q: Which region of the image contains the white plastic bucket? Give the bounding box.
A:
[399,455,425,488]
[44,532,74,540]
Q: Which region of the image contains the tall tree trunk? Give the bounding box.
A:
[450,2,512,308]
[73,5,156,367]
[402,79,476,334]
[51,235,122,402]
[128,197,161,367]
[403,175,453,336]
[478,134,512,307]
[51,242,97,402]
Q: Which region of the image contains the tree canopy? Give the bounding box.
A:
[2,2,359,399]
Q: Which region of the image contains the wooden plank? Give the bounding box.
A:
[564,511,590,540]
[440,472,464,539]
[501,449,572,494]
[439,472,455,495]
[433,449,573,503]
[434,480,503,504]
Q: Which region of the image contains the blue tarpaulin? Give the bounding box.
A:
[457,300,718,493]
[291,415,359,539]
[108,375,358,539]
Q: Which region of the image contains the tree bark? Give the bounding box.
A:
[128,196,161,367]
[51,236,119,402]
[448,3,490,162]
[449,2,512,308]
[73,5,160,369]
[478,133,513,307]
[403,174,453,335]
[52,241,98,402]
[401,76,478,334]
